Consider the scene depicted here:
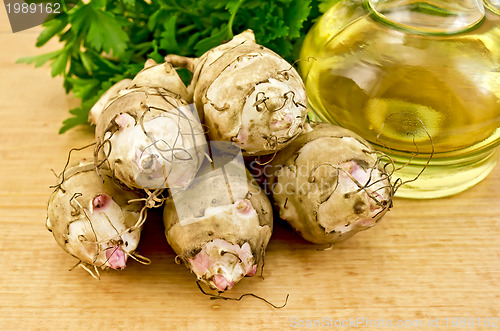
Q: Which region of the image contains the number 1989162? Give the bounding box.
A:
[6,2,61,14]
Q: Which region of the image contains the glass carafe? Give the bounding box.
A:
[300,0,500,198]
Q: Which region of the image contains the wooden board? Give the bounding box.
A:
[0,9,499,330]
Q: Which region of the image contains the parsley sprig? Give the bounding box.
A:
[18,0,324,133]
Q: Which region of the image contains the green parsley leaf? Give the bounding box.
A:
[87,11,130,56]
[50,50,69,77]
[159,15,180,53]
[36,15,69,47]
[16,49,63,68]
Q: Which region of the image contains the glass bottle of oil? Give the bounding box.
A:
[300,0,500,198]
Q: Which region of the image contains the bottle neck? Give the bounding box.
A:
[367,0,486,35]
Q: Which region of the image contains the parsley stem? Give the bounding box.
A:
[163,4,199,16]
[60,0,67,12]
[227,0,245,38]
[177,24,196,35]
[134,41,153,51]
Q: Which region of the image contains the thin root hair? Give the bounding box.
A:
[67,193,106,271]
[50,142,97,193]
[308,161,390,208]
[253,91,269,112]
[138,141,192,169]
[142,102,207,166]
[276,57,316,77]
[255,153,277,166]
[361,159,395,202]
[292,57,317,67]
[94,138,113,181]
[150,87,185,104]
[128,251,151,265]
[254,90,306,114]
[95,213,130,269]
[274,91,296,113]
[151,87,184,110]
[70,195,100,249]
[92,194,154,248]
[283,90,307,109]
[195,281,289,309]
[174,255,184,265]
[72,261,101,280]
[374,114,435,195]
[339,167,386,207]
[69,193,83,216]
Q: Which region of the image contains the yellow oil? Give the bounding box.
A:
[300,1,500,198]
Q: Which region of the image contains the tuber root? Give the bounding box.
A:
[92,60,207,191]
[165,29,308,156]
[46,159,146,276]
[266,123,394,245]
[163,149,273,291]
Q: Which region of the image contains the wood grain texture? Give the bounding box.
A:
[0,8,499,331]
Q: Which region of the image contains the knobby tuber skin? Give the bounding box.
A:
[89,60,190,126]
[163,161,273,292]
[46,159,145,273]
[89,79,132,126]
[92,60,207,191]
[165,29,308,156]
[266,123,393,245]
